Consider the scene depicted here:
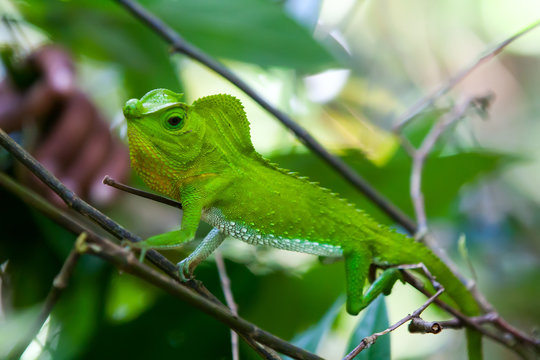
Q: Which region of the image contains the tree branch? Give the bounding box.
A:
[104,176,282,359]
[400,271,538,357]
[0,135,320,360]
[112,0,416,234]
[409,95,491,234]
[103,175,540,356]
[103,175,182,209]
[344,288,445,360]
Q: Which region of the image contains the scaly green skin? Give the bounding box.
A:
[123,89,482,359]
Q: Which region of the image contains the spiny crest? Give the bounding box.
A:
[192,94,256,155]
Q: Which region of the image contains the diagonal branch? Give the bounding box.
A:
[409,95,491,234]
[344,288,445,360]
[0,134,319,360]
[400,271,538,357]
[103,175,182,209]
[393,19,540,131]
[103,176,540,356]
[112,0,416,234]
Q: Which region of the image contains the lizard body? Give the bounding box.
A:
[123,89,482,359]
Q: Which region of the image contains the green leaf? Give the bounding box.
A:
[18,0,338,86]
[346,295,390,360]
[284,296,344,359]
[47,278,101,360]
[143,0,338,72]
[105,273,158,324]
[18,0,180,98]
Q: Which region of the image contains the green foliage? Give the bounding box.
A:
[285,296,344,358]
[18,0,337,98]
[346,296,390,360]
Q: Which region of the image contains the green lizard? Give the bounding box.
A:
[123,89,482,359]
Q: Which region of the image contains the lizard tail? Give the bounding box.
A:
[376,235,483,359]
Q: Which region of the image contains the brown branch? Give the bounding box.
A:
[103,175,182,209]
[436,314,497,330]
[0,137,321,360]
[400,271,537,358]
[409,95,490,234]
[407,317,442,334]
[104,176,540,355]
[103,178,281,359]
[112,0,416,235]
[7,235,83,360]
[393,19,540,131]
[344,288,445,360]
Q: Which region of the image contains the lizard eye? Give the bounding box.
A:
[165,115,184,129]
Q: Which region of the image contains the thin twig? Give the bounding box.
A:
[112,0,416,234]
[400,271,535,357]
[407,317,442,334]
[103,175,182,209]
[0,146,321,360]
[105,175,238,358]
[104,177,281,359]
[344,288,445,360]
[393,19,540,131]
[7,236,83,360]
[103,176,540,355]
[409,96,489,234]
[436,314,498,330]
[216,252,240,360]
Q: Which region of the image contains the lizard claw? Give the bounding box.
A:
[177,259,193,282]
[120,239,147,263]
[120,239,132,250]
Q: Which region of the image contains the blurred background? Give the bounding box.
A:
[0,0,539,359]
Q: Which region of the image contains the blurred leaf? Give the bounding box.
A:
[17,0,338,101]
[346,295,390,360]
[144,0,338,72]
[284,296,344,359]
[0,306,40,358]
[245,261,345,340]
[284,0,322,31]
[47,278,101,360]
[105,273,158,324]
[17,0,180,97]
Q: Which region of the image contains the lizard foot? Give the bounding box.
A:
[120,239,147,263]
[177,259,194,282]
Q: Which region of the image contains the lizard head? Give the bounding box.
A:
[123,89,206,192]
[124,89,258,193]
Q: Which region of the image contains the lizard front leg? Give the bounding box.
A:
[127,192,203,262]
[177,227,226,281]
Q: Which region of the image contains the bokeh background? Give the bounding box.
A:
[1,0,539,359]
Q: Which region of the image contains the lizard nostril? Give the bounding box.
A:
[123,99,143,119]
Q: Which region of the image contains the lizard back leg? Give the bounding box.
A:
[345,253,403,315]
[344,251,371,315]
